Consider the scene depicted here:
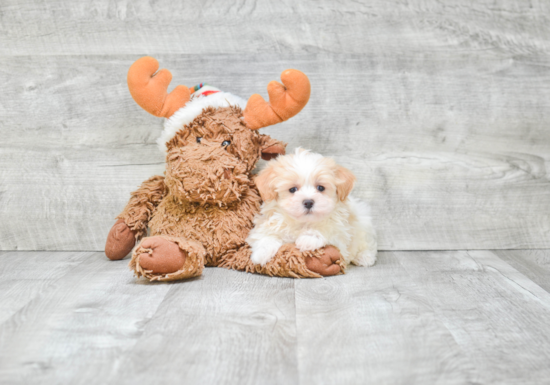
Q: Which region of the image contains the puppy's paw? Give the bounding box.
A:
[250,237,283,266]
[296,231,326,252]
[353,248,377,267]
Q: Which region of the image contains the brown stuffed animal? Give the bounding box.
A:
[105,56,343,281]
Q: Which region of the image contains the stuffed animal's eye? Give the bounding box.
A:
[289,187,298,193]
[317,185,325,192]
[222,140,231,147]
[196,137,202,143]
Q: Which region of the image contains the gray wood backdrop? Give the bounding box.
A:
[1,0,549,251]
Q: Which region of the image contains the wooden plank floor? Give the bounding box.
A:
[1,250,549,384]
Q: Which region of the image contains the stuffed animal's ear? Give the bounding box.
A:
[335,165,356,202]
[261,143,286,161]
[259,135,287,161]
[255,165,278,202]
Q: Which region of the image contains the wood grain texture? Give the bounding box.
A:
[1,0,549,56]
[0,251,91,324]
[294,252,477,385]
[109,268,298,385]
[295,250,550,385]
[1,250,550,384]
[493,249,550,292]
[396,250,550,384]
[0,252,173,385]
[1,0,550,250]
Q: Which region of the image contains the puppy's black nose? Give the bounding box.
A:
[303,200,314,209]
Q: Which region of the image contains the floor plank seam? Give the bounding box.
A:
[104,282,177,385]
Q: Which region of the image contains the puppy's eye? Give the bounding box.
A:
[196,137,202,144]
[222,140,231,147]
[289,187,298,193]
[317,185,325,192]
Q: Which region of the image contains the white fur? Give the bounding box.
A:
[248,148,378,267]
[158,91,247,153]
[295,229,327,252]
[249,236,284,266]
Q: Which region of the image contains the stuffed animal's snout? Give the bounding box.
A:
[164,145,250,205]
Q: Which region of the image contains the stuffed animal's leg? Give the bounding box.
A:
[129,236,206,282]
[219,243,345,278]
[105,175,167,260]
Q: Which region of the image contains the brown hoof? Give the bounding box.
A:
[105,219,136,260]
[138,236,187,274]
[305,246,342,276]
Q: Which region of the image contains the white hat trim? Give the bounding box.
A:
[157,90,247,153]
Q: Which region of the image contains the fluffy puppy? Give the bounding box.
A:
[247,148,377,268]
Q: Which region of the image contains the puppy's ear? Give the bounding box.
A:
[255,165,278,202]
[335,165,356,202]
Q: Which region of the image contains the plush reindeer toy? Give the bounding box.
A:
[105,57,343,281]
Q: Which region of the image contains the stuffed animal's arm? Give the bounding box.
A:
[117,175,167,237]
[105,175,167,260]
[218,243,343,278]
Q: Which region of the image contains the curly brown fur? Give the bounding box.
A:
[219,243,321,278]
[117,175,168,239]
[148,182,261,267]
[167,106,265,172]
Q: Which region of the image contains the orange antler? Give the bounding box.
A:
[244,69,311,130]
[127,56,191,118]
